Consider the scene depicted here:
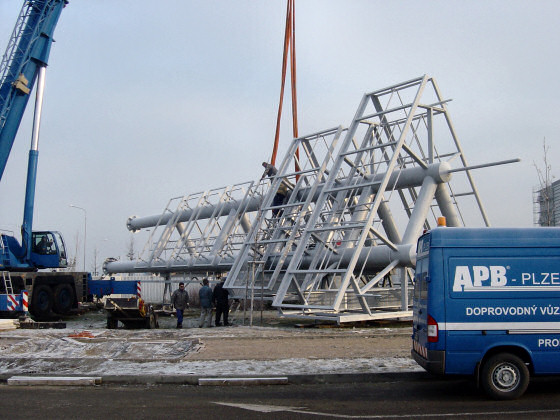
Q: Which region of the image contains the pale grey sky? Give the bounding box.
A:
[0,0,558,272]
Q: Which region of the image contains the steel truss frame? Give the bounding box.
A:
[105,75,494,323]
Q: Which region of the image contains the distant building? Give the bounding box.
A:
[534,179,560,226]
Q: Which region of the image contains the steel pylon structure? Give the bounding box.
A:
[105,75,502,323]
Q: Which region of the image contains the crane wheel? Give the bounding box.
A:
[31,285,54,319]
[53,283,75,314]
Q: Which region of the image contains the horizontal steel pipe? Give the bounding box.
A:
[127,162,452,232]
[127,195,263,232]
[103,242,416,275]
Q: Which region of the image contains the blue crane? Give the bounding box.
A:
[0,1,90,321]
[0,0,68,271]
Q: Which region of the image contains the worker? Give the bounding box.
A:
[198,278,213,328]
[261,162,291,218]
[34,235,49,254]
[171,282,189,329]
[272,181,288,218]
[261,161,278,179]
[212,279,230,326]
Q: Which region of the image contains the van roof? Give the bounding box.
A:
[427,227,560,248]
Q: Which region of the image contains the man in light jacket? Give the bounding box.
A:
[171,282,189,329]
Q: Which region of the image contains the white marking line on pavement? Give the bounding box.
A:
[7,376,102,386]
[214,402,305,413]
[213,402,560,418]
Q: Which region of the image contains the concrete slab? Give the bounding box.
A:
[199,377,289,386]
[7,376,102,386]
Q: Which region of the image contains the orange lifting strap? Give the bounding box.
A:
[270,0,299,175]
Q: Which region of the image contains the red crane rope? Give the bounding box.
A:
[270,0,299,175]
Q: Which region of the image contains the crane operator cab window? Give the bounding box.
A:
[32,232,56,255]
[30,231,68,269]
[53,232,68,266]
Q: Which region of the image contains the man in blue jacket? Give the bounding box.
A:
[198,278,213,328]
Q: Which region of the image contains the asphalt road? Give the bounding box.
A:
[3,375,560,419]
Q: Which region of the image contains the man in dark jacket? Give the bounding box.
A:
[171,282,189,328]
[212,279,230,326]
[198,278,213,328]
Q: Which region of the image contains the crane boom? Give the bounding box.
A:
[0,0,67,180]
[0,0,68,271]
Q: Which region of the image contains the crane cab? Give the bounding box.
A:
[1,231,67,271]
[30,231,68,269]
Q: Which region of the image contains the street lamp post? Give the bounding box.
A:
[69,204,86,271]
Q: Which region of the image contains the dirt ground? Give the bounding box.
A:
[64,307,413,362]
[186,333,411,361]
[171,309,413,361]
[0,309,417,378]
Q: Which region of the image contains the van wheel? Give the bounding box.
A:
[481,353,529,400]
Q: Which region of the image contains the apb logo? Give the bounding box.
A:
[453,266,507,292]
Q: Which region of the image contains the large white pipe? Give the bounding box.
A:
[127,162,452,231]
[127,195,263,232]
[103,241,416,275]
